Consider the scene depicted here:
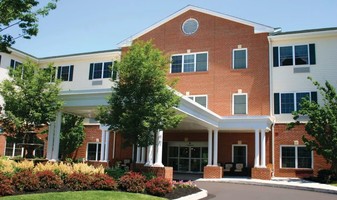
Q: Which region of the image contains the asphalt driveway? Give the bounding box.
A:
[195,181,337,200]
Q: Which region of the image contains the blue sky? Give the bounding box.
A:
[11,0,337,57]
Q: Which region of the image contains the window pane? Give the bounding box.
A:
[190,159,201,172]
[184,54,195,72]
[103,62,112,78]
[93,63,103,79]
[179,159,189,171]
[234,95,246,114]
[196,53,207,71]
[280,46,293,66]
[171,56,182,73]
[169,146,178,157]
[295,45,308,65]
[179,147,189,158]
[87,143,101,161]
[281,147,295,168]
[281,93,294,113]
[298,147,312,168]
[190,147,201,158]
[61,66,69,81]
[296,92,310,111]
[233,146,247,166]
[5,142,14,156]
[233,50,247,69]
[195,96,207,107]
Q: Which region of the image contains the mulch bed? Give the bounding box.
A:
[164,187,202,199]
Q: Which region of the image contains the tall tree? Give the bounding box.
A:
[59,113,85,161]
[290,77,337,175]
[96,41,183,148]
[0,59,62,155]
[0,0,58,52]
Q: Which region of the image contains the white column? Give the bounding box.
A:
[154,130,164,167]
[51,112,62,161]
[145,145,154,166]
[260,129,266,168]
[100,129,106,161]
[46,122,55,160]
[208,129,213,166]
[136,146,141,163]
[213,129,218,166]
[141,147,146,164]
[254,129,260,167]
[105,131,110,162]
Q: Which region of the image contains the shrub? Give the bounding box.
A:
[317,169,335,183]
[105,167,127,180]
[15,160,34,172]
[118,172,146,193]
[0,157,16,176]
[36,170,63,189]
[146,177,173,197]
[172,180,197,189]
[64,172,92,191]
[142,171,156,180]
[73,163,104,175]
[91,173,117,190]
[0,173,14,196]
[12,170,40,192]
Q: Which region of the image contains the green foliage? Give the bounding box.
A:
[12,170,40,192]
[59,113,85,160]
[105,167,127,180]
[0,0,58,52]
[36,170,63,189]
[96,41,183,147]
[91,173,117,190]
[64,172,92,191]
[290,77,337,174]
[0,59,62,142]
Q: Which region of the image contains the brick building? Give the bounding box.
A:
[0,6,335,180]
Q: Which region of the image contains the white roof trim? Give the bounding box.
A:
[118,5,275,47]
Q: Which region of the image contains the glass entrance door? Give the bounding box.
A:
[168,144,208,173]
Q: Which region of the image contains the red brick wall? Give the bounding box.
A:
[0,135,5,156]
[135,10,270,117]
[274,124,330,178]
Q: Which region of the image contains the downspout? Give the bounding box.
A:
[268,35,275,177]
[112,131,116,159]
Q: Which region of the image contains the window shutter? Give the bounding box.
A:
[311,91,317,103]
[57,67,61,79]
[273,47,279,67]
[69,65,74,81]
[10,59,15,68]
[309,44,316,65]
[274,93,280,114]
[89,63,93,80]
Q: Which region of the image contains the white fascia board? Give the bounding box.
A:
[118,5,274,47]
[8,48,38,62]
[269,29,337,42]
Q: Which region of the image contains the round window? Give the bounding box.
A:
[182,18,199,35]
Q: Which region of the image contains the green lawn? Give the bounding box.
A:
[1,191,166,200]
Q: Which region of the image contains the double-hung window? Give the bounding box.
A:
[10,59,22,69]
[274,92,317,114]
[86,143,101,161]
[281,146,312,169]
[188,95,207,108]
[233,93,247,115]
[5,142,43,158]
[171,52,207,73]
[233,48,247,69]
[89,62,114,80]
[273,44,316,67]
[57,65,74,81]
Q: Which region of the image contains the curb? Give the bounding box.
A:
[197,179,337,195]
[173,189,208,200]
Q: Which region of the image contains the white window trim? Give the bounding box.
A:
[280,145,314,169]
[86,142,101,161]
[232,144,248,167]
[232,93,248,115]
[5,142,25,157]
[170,51,208,73]
[90,62,114,80]
[232,48,248,69]
[277,44,311,67]
[58,65,72,81]
[278,91,311,114]
[187,94,208,108]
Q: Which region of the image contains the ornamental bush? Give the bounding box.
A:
[36,170,63,189]
[64,172,92,191]
[0,173,14,196]
[12,170,40,192]
[91,173,117,190]
[118,172,146,193]
[146,177,173,197]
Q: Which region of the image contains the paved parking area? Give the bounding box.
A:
[195,181,337,200]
